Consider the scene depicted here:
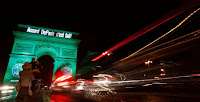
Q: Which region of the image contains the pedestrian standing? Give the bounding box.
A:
[16,62,35,101]
[30,58,36,70]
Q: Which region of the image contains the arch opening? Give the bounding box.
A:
[38,55,55,86]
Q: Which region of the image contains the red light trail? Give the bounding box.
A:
[92,0,199,61]
[54,75,72,83]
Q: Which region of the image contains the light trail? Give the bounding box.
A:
[128,30,200,59]
[110,74,196,84]
[54,75,72,83]
[120,7,200,61]
[91,11,182,61]
[93,74,113,91]
[92,1,199,61]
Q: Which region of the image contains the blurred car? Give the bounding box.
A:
[73,79,94,91]
[51,75,77,92]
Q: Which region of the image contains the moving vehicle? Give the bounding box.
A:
[51,75,76,92]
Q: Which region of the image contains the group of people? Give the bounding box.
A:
[16,58,43,98]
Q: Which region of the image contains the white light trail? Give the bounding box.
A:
[110,74,196,84]
[0,86,15,90]
[120,8,200,61]
[57,82,69,86]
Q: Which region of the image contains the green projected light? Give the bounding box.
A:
[3,24,80,85]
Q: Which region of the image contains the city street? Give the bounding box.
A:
[2,74,200,102]
[3,89,199,102]
[0,0,199,102]
[43,90,200,102]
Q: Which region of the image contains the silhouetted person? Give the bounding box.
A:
[30,59,41,94]
[30,58,36,70]
[16,62,34,102]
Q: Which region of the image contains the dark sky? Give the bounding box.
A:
[0,0,198,71]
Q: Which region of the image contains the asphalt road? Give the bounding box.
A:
[2,89,200,102]
[48,90,200,102]
[1,90,200,102]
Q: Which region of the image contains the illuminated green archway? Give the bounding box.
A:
[3,24,80,85]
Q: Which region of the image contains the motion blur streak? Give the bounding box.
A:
[110,74,196,84]
[93,74,113,78]
[0,86,15,90]
[192,73,200,76]
[93,74,113,91]
[121,7,200,61]
[54,75,72,83]
[91,0,199,61]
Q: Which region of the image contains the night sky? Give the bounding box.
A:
[0,0,198,77]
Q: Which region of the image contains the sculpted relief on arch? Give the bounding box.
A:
[34,44,60,58]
